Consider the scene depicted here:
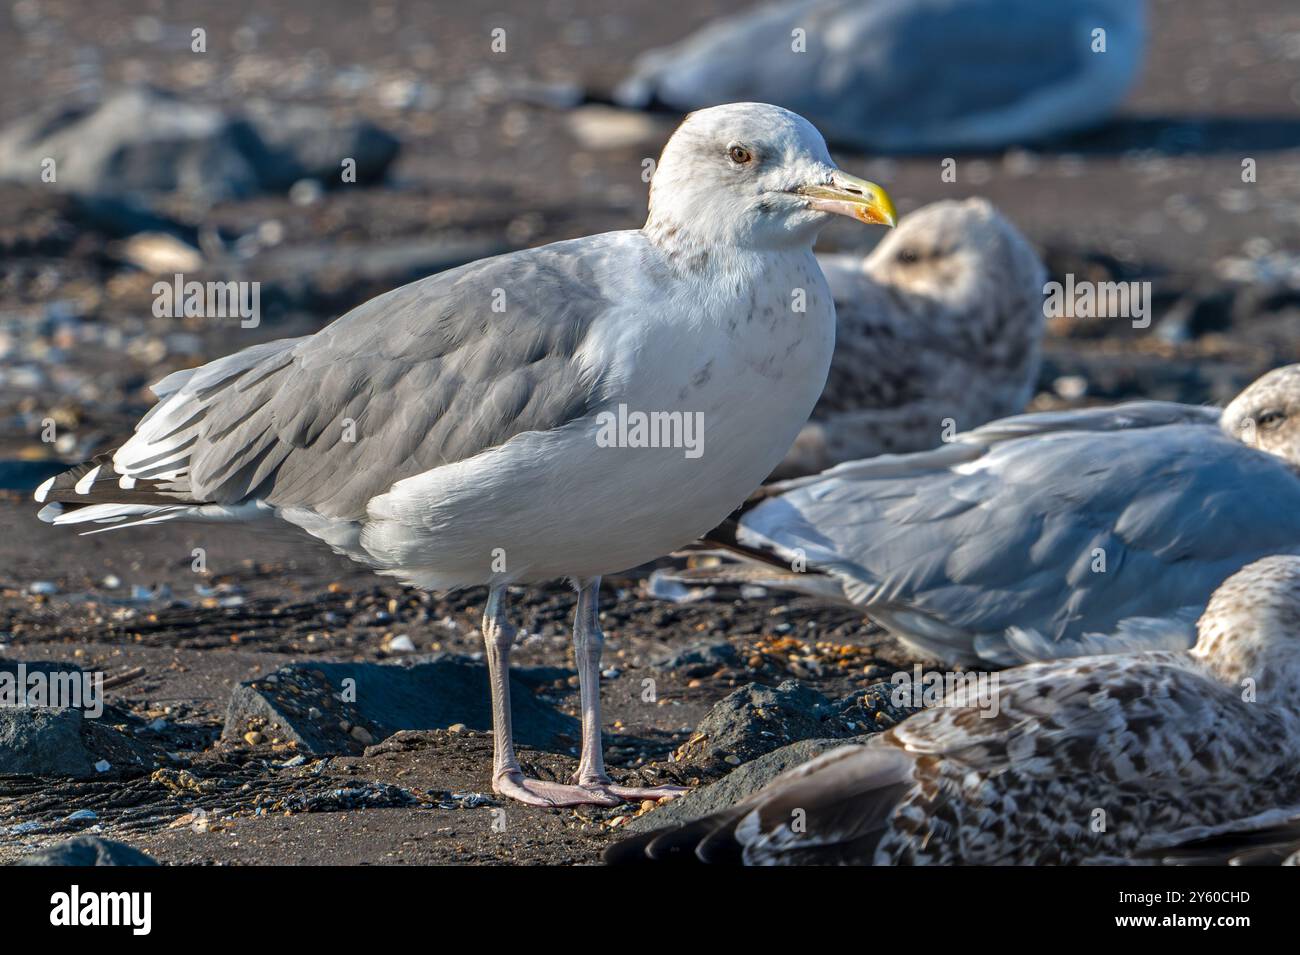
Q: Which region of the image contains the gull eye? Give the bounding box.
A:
[728,144,753,165]
[1256,409,1286,430]
[897,248,920,264]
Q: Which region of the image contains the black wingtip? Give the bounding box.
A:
[604,813,746,866]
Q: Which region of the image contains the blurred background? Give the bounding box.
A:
[2,0,1300,473]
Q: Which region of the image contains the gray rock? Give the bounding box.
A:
[0,86,401,201]
[0,87,267,200]
[245,102,400,187]
[651,639,739,677]
[15,836,157,866]
[675,680,857,770]
[223,656,578,755]
[626,735,871,832]
[0,707,94,777]
[0,701,160,779]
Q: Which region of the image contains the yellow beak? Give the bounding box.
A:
[796,172,897,227]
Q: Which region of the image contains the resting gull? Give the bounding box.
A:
[616,0,1146,152]
[781,198,1044,476]
[608,555,1300,865]
[693,364,1300,666]
[33,103,897,807]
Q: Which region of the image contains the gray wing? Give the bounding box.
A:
[737,417,1300,664]
[113,237,618,520]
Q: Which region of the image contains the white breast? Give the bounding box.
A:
[349,246,836,590]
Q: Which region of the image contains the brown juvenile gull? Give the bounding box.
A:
[32,102,897,808]
[691,364,1300,666]
[780,198,1045,477]
[608,554,1300,865]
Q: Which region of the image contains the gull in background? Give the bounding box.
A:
[608,555,1300,865]
[34,103,896,807]
[781,198,1044,477]
[617,0,1146,152]
[692,365,1300,666]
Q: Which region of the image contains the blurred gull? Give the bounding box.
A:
[696,364,1300,666]
[617,0,1146,152]
[32,103,897,808]
[782,198,1045,476]
[608,555,1300,865]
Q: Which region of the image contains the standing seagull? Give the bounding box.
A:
[33,103,896,807]
[609,555,1300,865]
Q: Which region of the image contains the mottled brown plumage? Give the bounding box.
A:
[778,199,1045,476]
[609,556,1300,865]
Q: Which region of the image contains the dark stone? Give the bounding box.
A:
[651,639,739,677]
[1155,284,1236,343]
[626,678,922,833]
[0,707,94,777]
[15,836,157,866]
[0,662,164,777]
[245,103,401,187]
[673,680,854,772]
[222,655,578,755]
[0,87,265,200]
[626,736,872,833]
[0,86,401,201]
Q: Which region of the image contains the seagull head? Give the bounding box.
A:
[1221,363,1300,467]
[1191,555,1300,704]
[645,102,895,255]
[864,198,1045,312]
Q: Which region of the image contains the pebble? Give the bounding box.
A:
[388,634,416,652]
[565,105,662,150]
[101,574,122,589]
[93,760,111,773]
[447,723,467,734]
[243,731,264,746]
[350,725,374,745]
[65,809,98,822]
[27,581,58,595]
[289,178,324,206]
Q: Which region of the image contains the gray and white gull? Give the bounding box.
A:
[617,0,1147,152]
[609,555,1300,865]
[693,364,1300,666]
[34,103,897,808]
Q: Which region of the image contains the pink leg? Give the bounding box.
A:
[481,586,621,808]
[571,578,689,803]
